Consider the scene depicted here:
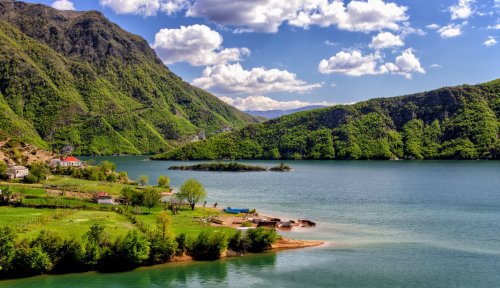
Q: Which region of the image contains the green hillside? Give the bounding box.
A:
[153,79,500,160]
[0,1,257,155]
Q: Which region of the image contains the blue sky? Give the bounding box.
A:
[30,0,499,111]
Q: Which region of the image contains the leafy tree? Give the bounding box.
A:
[178,178,206,210]
[157,175,170,188]
[120,187,135,208]
[138,175,149,186]
[156,211,171,240]
[0,226,16,272]
[31,230,64,263]
[10,246,52,276]
[25,162,50,183]
[148,233,177,264]
[175,233,189,255]
[99,161,116,174]
[143,187,161,213]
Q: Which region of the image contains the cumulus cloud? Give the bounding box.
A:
[426,23,440,30]
[219,95,334,111]
[151,25,249,66]
[318,50,382,76]
[318,49,425,79]
[51,0,75,10]
[369,31,404,49]
[449,0,474,20]
[483,36,497,47]
[99,0,187,16]
[188,0,409,33]
[380,49,425,79]
[438,23,463,38]
[192,63,322,95]
[487,23,500,30]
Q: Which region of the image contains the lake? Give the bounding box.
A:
[2,158,500,287]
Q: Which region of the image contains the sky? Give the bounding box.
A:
[28,0,500,111]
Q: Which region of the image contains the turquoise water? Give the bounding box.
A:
[2,158,500,287]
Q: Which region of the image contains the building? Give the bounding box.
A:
[50,156,82,168]
[5,165,29,179]
[94,192,114,205]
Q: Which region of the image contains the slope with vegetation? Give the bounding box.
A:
[153,79,500,160]
[0,1,257,155]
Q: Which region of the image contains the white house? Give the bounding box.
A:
[50,156,82,168]
[94,192,114,205]
[5,165,29,179]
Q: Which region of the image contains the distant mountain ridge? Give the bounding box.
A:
[244,105,326,119]
[153,79,500,160]
[0,0,258,155]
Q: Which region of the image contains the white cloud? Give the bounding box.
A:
[449,0,474,20]
[151,25,249,66]
[192,63,322,95]
[430,64,442,68]
[51,0,75,10]
[483,36,497,47]
[318,50,382,76]
[188,0,409,33]
[219,95,334,111]
[324,40,339,46]
[318,48,425,79]
[99,0,187,16]
[369,31,404,49]
[438,23,463,38]
[380,49,425,79]
[426,23,441,30]
[487,23,500,30]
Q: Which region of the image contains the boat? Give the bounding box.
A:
[223,207,250,214]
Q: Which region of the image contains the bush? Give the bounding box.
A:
[245,227,278,252]
[228,230,248,253]
[148,233,177,264]
[10,246,52,277]
[188,230,227,260]
[175,233,188,255]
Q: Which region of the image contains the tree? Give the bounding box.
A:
[178,179,206,210]
[157,175,170,188]
[138,175,149,186]
[120,187,135,208]
[99,161,116,174]
[25,162,50,183]
[143,187,161,213]
[156,211,171,240]
[118,230,150,266]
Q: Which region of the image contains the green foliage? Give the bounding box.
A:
[157,175,170,188]
[244,227,278,252]
[169,162,267,171]
[148,233,177,264]
[143,187,161,213]
[154,80,500,160]
[138,175,149,186]
[23,162,50,183]
[116,230,150,266]
[187,230,227,260]
[178,179,207,210]
[0,160,6,178]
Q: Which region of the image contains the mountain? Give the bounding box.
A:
[0,1,258,155]
[244,105,326,119]
[153,79,500,160]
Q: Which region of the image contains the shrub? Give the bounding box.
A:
[148,233,177,264]
[245,227,278,252]
[175,233,188,255]
[188,230,227,260]
[10,246,52,276]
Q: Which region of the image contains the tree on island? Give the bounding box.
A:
[138,175,149,186]
[177,178,206,210]
[157,175,170,188]
[143,187,161,213]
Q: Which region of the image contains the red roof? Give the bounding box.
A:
[95,192,110,198]
[62,156,80,162]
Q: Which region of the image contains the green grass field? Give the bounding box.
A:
[0,207,56,227]
[43,176,133,195]
[21,210,134,240]
[0,186,46,196]
[136,206,235,237]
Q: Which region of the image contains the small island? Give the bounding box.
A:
[168,162,292,172]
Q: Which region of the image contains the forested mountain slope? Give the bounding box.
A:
[153,79,500,160]
[0,1,257,155]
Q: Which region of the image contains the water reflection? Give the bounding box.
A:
[1,253,277,288]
